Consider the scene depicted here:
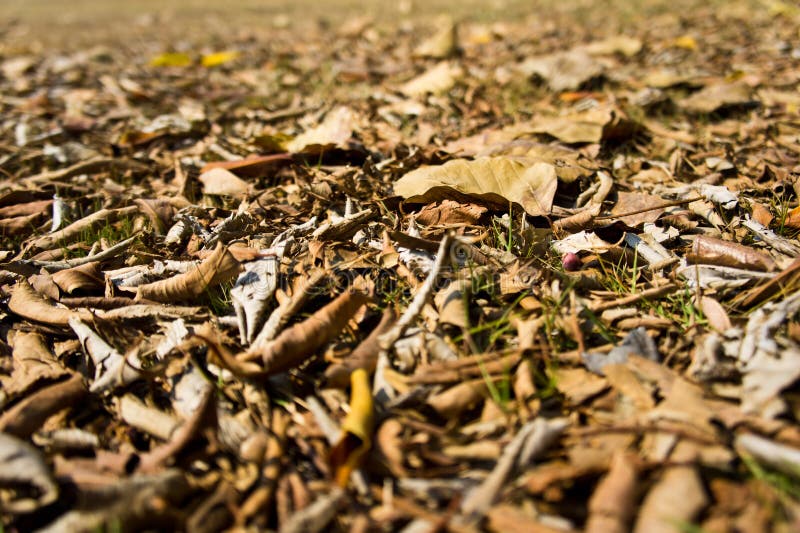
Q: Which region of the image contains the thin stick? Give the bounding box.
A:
[379,233,453,350]
[593,196,703,221]
[589,283,679,313]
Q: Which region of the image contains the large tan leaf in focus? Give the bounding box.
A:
[286,106,356,153]
[394,157,558,216]
[132,243,241,302]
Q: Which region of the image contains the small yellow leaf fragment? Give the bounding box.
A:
[673,35,698,50]
[329,368,374,488]
[149,52,192,67]
[201,51,240,68]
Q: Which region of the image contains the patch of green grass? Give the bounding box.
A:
[742,453,800,501]
[596,251,641,296]
[767,188,800,239]
[206,280,234,315]
[492,215,515,255]
[477,357,513,413]
[670,520,710,533]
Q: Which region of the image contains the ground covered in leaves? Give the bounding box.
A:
[2,0,800,531]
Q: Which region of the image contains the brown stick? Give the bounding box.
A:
[589,283,679,313]
[594,197,703,221]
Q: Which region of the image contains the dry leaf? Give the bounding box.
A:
[3,331,69,398]
[633,444,708,533]
[519,48,604,92]
[400,61,464,97]
[585,36,642,57]
[414,200,487,226]
[198,167,250,198]
[609,192,667,226]
[687,235,776,272]
[680,81,755,113]
[329,368,375,487]
[585,452,638,533]
[51,261,104,294]
[528,106,636,144]
[132,243,241,302]
[200,153,292,177]
[286,106,357,153]
[8,279,91,326]
[0,432,59,513]
[413,16,458,58]
[394,157,558,216]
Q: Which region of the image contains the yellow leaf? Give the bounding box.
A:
[201,51,240,68]
[329,368,374,487]
[673,35,698,51]
[149,52,192,67]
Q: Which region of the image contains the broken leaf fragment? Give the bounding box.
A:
[149,52,192,67]
[201,50,240,67]
[329,368,374,488]
[394,157,558,216]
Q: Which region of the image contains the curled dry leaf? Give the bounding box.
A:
[3,331,69,398]
[197,289,370,380]
[680,81,755,113]
[524,106,637,144]
[51,260,104,294]
[8,278,92,326]
[687,235,776,272]
[329,368,375,488]
[200,153,292,177]
[131,243,241,302]
[413,15,457,58]
[0,431,59,513]
[394,157,558,217]
[252,288,371,374]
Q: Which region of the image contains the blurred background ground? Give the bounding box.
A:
[1,0,764,52]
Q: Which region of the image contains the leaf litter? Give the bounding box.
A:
[1,0,800,531]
